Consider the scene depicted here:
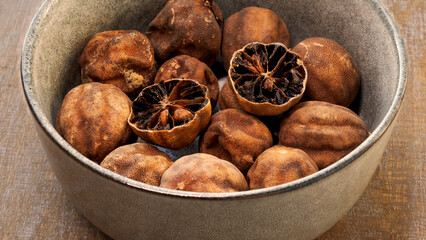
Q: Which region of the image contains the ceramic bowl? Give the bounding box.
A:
[21,0,406,239]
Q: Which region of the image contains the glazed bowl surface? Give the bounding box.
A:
[21,0,406,239]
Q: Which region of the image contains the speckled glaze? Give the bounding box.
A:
[21,0,406,239]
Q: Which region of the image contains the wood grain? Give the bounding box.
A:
[319,0,426,238]
[0,0,424,239]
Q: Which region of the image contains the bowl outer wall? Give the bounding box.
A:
[21,0,407,239]
[33,112,399,239]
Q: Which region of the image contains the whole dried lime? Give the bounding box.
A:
[100,143,173,186]
[80,30,156,98]
[56,82,135,163]
[128,79,211,149]
[247,145,318,189]
[146,0,223,66]
[160,153,248,193]
[292,37,360,107]
[218,81,242,110]
[199,108,273,173]
[228,42,307,116]
[154,55,219,107]
[221,7,291,70]
[279,101,369,169]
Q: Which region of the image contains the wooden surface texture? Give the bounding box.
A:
[0,0,424,239]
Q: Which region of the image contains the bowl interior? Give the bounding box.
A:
[22,0,405,195]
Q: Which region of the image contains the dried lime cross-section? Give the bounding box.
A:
[128,79,211,149]
[228,42,307,116]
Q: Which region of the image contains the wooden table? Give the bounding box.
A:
[1,0,424,239]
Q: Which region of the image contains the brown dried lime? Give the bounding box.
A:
[221,7,291,70]
[278,101,369,169]
[218,81,242,110]
[154,55,219,108]
[228,42,307,116]
[80,30,156,98]
[146,0,223,66]
[56,82,136,163]
[100,143,173,186]
[199,108,273,173]
[292,37,360,107]
[247,145,318,189]
[128,79,211,150]
[160,153,248,193]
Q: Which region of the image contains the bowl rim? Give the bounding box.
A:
[21,0,407,200]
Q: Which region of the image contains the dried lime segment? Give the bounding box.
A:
[229,42,307,116]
